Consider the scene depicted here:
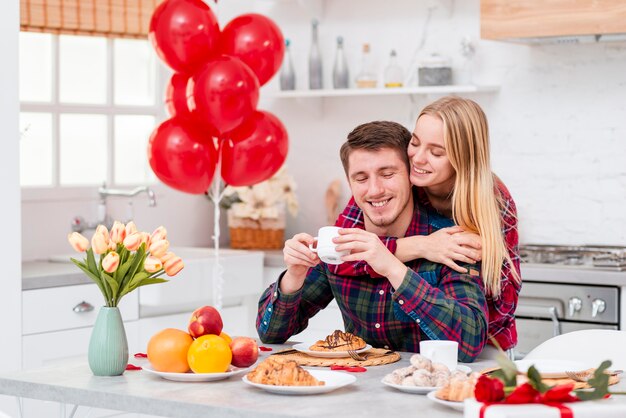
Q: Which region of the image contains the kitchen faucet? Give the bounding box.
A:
[71,183,156,233]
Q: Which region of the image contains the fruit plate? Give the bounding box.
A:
[292,342,372,359]
[381,365,472,394]
[142,365,249,382]
[426,390,464,411]
[242,369,357,395]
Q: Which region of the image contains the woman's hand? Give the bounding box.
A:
[421,226,482,273]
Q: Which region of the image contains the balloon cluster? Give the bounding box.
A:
[147,0,288,194]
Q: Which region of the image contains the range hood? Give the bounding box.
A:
[481,0,626,44]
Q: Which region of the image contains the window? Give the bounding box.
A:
[19,32,163,190]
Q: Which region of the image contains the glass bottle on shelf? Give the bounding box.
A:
[332,36,349,89]
[384,49,403,88]
[355,43,377,88]
[308,19,323,90]
[280,39,296,91]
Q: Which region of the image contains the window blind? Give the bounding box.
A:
[20,0,164,39]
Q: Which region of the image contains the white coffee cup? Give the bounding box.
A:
[419,340,459,371]
[308,226,348,265]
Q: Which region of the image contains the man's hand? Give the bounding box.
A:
[422,226,482,273]
[281,233,320,294]
[334,228,407,285]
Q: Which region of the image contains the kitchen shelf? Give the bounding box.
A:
[266,85,500,99]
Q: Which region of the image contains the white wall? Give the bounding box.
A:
[22,0,626,263]
[1,0,22,372]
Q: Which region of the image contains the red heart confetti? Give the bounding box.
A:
[330,365,367,373]
[126,364,142,371]
[259,346,273,352]
[134,353,148,358]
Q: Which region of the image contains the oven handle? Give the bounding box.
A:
[517,304,562,337]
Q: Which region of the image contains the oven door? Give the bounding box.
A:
[515,318,618,358]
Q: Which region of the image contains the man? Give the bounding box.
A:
[256,121,488,362]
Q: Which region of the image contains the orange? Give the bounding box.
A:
[219,331,232,345]
[187,334,232,373]
[147,328,194,373]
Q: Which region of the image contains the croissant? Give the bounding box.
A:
[247,358,325,386]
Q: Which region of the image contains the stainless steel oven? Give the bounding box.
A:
[515,245,626,358]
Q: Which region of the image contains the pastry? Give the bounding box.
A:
[246,357,325,386]
[435,372,480,401]
[409,354,432,371]
[309,330,367,352]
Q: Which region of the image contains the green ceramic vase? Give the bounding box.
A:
[88,306,129,376]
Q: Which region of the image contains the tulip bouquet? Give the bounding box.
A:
[67,221,184,307]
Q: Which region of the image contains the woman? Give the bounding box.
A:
[334,96,521,354]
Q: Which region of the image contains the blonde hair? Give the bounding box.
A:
[419,96,521,297]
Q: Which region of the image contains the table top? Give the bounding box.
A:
[0,343,495,418]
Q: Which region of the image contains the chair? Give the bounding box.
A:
[523,329,626,370]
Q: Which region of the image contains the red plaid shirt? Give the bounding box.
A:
[334,182,521,351]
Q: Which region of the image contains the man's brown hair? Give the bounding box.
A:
[339,121,411,174]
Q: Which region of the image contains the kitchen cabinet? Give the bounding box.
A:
[481,0,626,41]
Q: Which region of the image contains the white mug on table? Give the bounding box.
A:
[309,226,348,265]
[419,340,458,371]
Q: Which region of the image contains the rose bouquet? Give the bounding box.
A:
[67,221,184,307]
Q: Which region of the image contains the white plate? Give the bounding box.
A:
[292,342,372,358]
[426,390,465,411]
[143,365,249,382]
[514,359,589,378]
[381,365,472,394]
[242,369,357,395]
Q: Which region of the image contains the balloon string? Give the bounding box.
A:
[209,158,224,310]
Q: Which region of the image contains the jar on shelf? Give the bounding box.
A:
[418,53,452,86]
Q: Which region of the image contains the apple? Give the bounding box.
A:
[188,306,223,338]
[229,337,259,368]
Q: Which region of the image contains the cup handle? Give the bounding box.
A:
[308,238,319,253]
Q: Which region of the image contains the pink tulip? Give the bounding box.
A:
[95,225,110,243]
[102,251,120,273]
[158,251,175,263]
[125,221,138,236]
[110,221,126,244]
[164,256,184,276]
[91,232,109,255]
[139,232,151,249]
[68,232,89,252]
[149,239,169,258]
[123,232,142,251]
[151,226,167,242]
[144,256,163,273]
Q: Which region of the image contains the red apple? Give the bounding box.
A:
[188,306,223,338]
[229,337,259,368]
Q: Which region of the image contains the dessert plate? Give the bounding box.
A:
[292,342,372,359]
[381,365,472,394]
[426,390,464,411]
[514,359,589,378]
[242,369,357,395]
[143,365,249,382]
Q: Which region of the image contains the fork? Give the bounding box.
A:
[347,350,368,361]
[564,369,623,382]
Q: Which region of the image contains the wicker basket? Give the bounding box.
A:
[227,208,285,250]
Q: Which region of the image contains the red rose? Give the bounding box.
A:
[541,383,579,403]
[505,383,541,404]
[474,375,505,402]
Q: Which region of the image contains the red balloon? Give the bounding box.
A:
[148,117,218,194]
[221,111,289,186]
[188,55,260,135]
[149,0,220,74]
[165,73,191,118]
[221,14,285,86]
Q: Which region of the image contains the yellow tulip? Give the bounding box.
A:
[91,232,109,255]
[164,256,184,276]
[68,232,89,252]
[149,239,169,258]
[144,256,162,273]
[123,232,142,251]
[102,251,120,273]
[110,221,126,244]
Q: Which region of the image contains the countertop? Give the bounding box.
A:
[521,263,626,286]
[0,343,495,418]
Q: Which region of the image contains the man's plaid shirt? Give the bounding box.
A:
[332,183,521,351]
[256,201,488,362]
